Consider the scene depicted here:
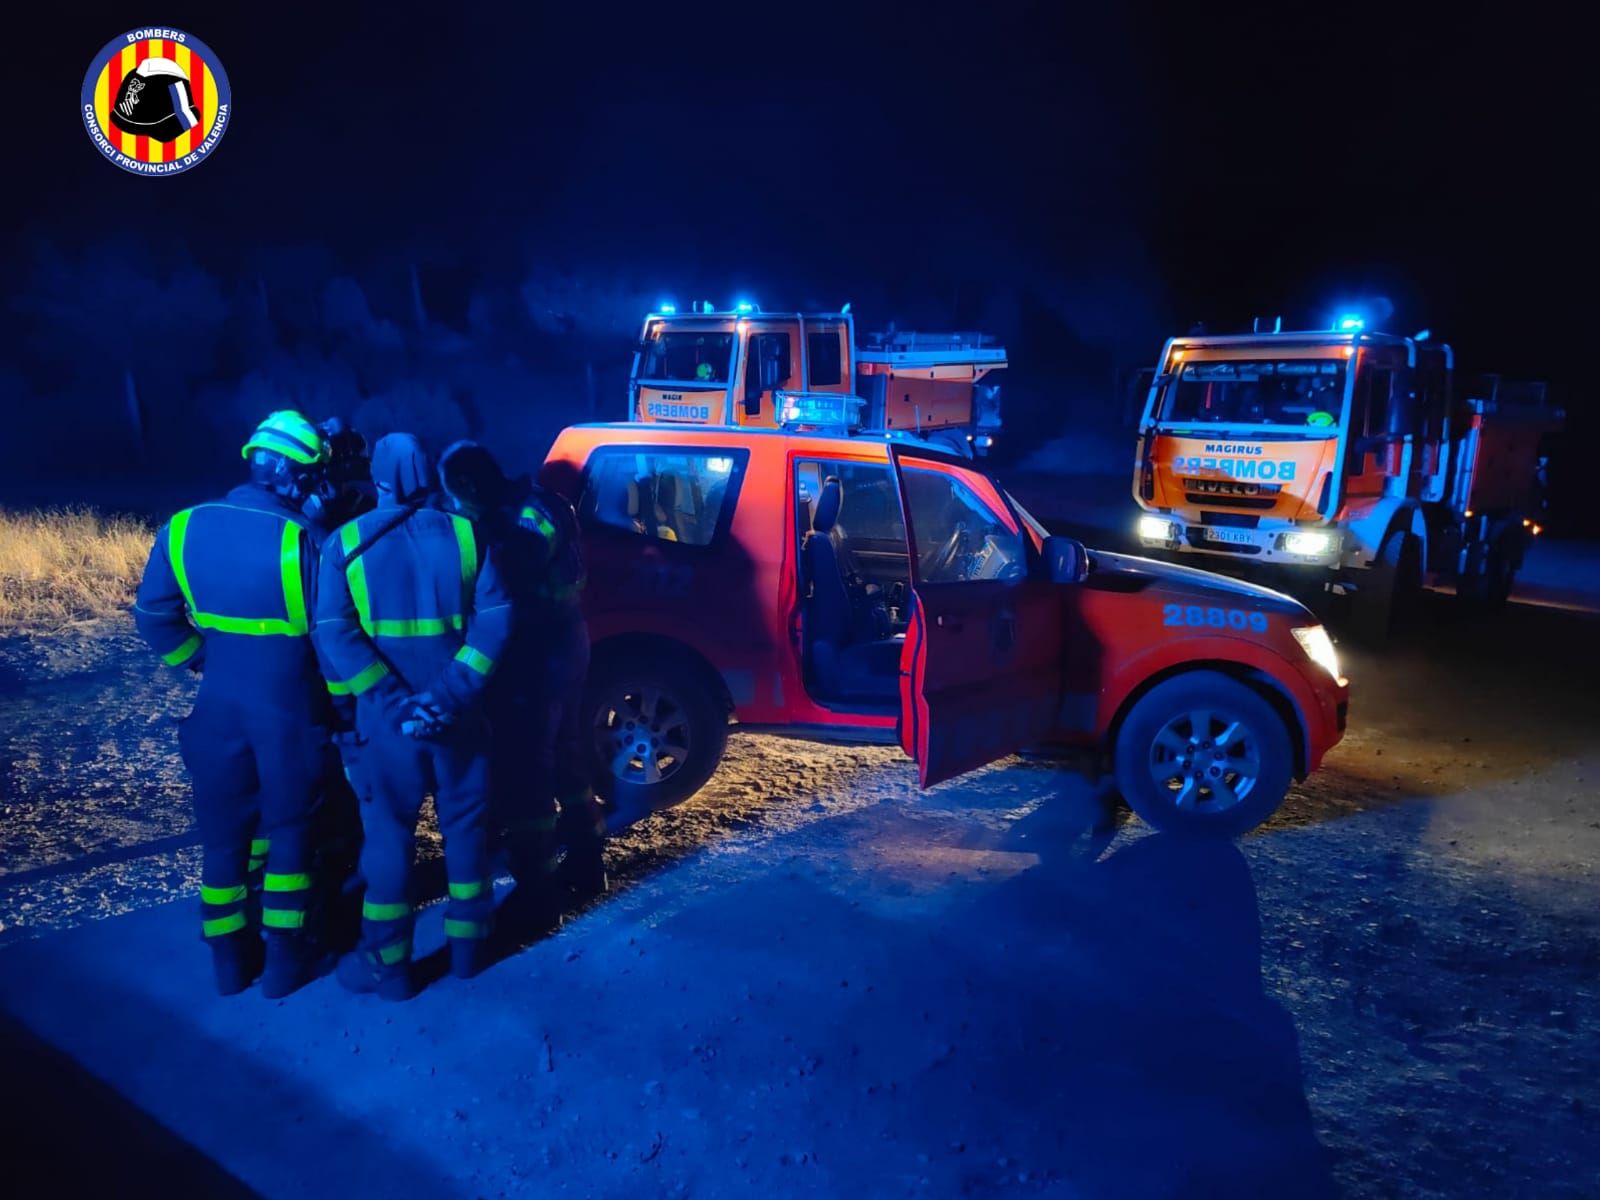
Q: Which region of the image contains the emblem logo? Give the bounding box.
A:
[82,27,231,176]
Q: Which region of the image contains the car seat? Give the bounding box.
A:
[802,477,903,703]
[592,471,640,533]
[654,472,682,540]
[626,474,677,541]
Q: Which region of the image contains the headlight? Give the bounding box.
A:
[1139,515,1177,542]
[1282,529,1336,557]
[1292,624,1343,681]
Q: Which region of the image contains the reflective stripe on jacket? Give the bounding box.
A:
[134,484,321,700]
[314,507,513,714]
[489,485,586,622]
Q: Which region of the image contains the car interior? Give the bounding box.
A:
[581,452,735,546]
[797,463,911,708]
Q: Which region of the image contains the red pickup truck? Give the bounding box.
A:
[539,418,1348,836]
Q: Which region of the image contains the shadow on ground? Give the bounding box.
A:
[0,1012,257,1197]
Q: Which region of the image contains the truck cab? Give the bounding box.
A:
[1132,328,1445,567]
[1132,324,1559,635]
[629,306,1006,456]
[541,410,1350,837]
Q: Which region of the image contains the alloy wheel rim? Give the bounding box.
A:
[1147,707,1261,814]
[594,685,692,785]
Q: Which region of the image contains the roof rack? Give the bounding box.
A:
[861,330,998,352]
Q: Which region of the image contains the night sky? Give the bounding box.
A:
[10,1,1587,409]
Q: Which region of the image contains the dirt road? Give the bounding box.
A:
[2,533,1598,1195]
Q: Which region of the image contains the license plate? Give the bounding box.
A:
[1203,527,1253,545]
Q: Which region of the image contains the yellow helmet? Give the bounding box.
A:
[241,410,325,466]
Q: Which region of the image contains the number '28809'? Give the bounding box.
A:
[1161,604,1268,633]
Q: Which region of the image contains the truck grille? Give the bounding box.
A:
[1182,478,1282,509]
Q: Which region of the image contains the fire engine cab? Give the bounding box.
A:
[628,303,1006,457]
[540,395,1350,837]
[1132,317,1561,637]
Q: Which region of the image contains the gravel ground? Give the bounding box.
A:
[2,581,1598,1196]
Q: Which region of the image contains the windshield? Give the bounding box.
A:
[637,331,735,384]
[1157,359,1346,429]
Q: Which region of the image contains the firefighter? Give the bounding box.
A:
[316,433,513,999]
[438,441,604,928]
[302,415,378,955]
[133,410,330,998]
[302,416,377,541]
[435,441,601,921]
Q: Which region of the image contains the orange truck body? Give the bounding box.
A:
[629,308,1006,454]
[1131,328,1560,606]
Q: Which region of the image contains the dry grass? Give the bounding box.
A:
[0,507,153,633]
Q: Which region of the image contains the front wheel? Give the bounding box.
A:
[1113,671,1294,837]
[583,650,730,828]
[1350,530,1421,642]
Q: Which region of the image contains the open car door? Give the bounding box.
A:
[893,449,1065,787]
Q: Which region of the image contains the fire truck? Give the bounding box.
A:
[1131,318,1561,636]
[628,303,1006,456]
[540,394,1349,838]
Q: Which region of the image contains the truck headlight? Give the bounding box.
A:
[1139,515,1177,542]
[1292,625,1343,682]
[1283,529,1337,556]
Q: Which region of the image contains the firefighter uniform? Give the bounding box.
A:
[499,486,603,895]
[134,480,326,997]
[438,442,602,920]
[315,440,512,997]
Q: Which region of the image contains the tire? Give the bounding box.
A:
[582,649,730,827]
[1113,671,1294,837]
[1350,530,1419,642]
[1483,539,1516,608]
[1458,523,1517,610]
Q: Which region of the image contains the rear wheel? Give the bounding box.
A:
[1459,523,1518,610]
[1113,671,1294,837]
[583,650,730,828]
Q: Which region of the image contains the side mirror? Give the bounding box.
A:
[1040,535,1089,584]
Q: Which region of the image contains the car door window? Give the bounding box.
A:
[900,463,1024,583]
[579,448,746,546]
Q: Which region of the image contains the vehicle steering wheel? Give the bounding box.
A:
[926,523,969,580]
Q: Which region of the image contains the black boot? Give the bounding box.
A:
[260,934,316,999]
[558,839,608,903]
[493,873,563,953]
[335,949,416,1002]
[210,932,265,996]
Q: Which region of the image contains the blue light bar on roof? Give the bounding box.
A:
[733,300,756,314]
[657,301,676,314]
[777,391,865,430]
[1336,313,1365,332]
